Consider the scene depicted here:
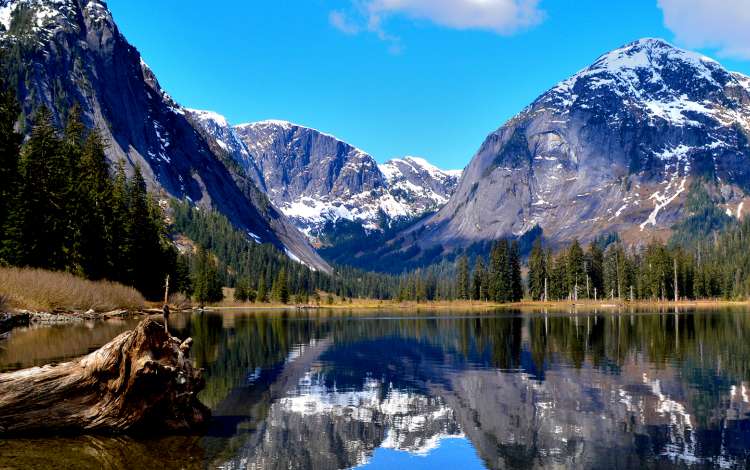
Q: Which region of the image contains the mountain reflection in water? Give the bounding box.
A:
[1,309,749,469]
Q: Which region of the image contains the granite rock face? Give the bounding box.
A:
[407,38,750,253]
[0,0,329,271]
[188,114,462,240]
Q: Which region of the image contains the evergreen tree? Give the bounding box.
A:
[192,247,223,304]
[234,279,248,302]
[0,80,21,248]
[173,254,193,295]
[272,269,289,304]
[472,257,486,301]
[528,238,546,301]
[73,130,112,279]
[456,255,470,300]
[257,276,268,303]
[603,242,627,299]
[509,240,523,301]
[3,107,68,269]
[122,165,175,298]
[109,160,129,281]
[549,251,567,300]
[566,239,585,299]
[587,242,604,299]
[489,240,510,302]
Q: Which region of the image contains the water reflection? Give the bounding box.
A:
[1,309,750,469]
[0,318,141,371]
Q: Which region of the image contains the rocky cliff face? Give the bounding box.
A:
[188,113,462,240]
[379,156,463,217]
[408,38,750,255]
[0,0,329,271]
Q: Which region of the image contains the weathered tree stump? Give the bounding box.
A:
[0,318,210,436]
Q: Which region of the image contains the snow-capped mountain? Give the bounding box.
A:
[379,156,463,216]
[188,113,462,240]
[0,0,329,271]
[399,38,750,259]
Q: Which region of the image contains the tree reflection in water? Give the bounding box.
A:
[1,308,750,469]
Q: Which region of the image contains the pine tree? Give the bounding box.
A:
[272,269,289,304]
[122,165,175,298]
[257,276,268,303]
[472,257,486,301]
[109,160,129,282]
[74,130,113,279]
[173,254,193,295]
[234,279,248,302]
[587,242,604,299]
[566,240,585,300]
[549,251,567,300]
[3,107,68,269]
[528,238,546,301]
[0,80,21,249]
[457,255,470,300]
[489,240,510,302]
[509,240,523,301]
[192,247,223,304]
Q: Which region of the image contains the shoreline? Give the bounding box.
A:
[201,298,750,312]
[2,298,745,335]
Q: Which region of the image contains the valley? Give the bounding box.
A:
[2,2,750,467]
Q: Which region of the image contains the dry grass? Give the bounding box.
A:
[168,292,192,310]
[0,267,145,312]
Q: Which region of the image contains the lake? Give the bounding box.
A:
[1,308,749,469]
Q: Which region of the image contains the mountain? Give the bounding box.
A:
[379,156,463,216]
[0,0,329,271]
[398,38,750,260]
[187,112,462,240]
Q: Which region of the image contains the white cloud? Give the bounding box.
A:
[329,0,544,52]
[658,0,750,59]
[329,10,360,35]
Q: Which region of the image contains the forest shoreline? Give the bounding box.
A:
[202,298,750,313]
[2,297,746,336]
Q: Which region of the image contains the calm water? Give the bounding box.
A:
[1,308,750,469]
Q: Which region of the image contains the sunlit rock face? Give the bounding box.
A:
[403,38,750,254]
[186,112,462,241]
[0,0,329,271]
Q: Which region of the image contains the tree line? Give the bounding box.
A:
[0,84,176,299]
[526,225,750,302]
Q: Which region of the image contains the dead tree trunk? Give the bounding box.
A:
[0,318,210,436]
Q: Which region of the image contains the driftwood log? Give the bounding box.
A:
[0,318,210,436]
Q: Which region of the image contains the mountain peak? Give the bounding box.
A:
[397,38,750,261]
[536,36,748,130]
[381,156,462,182]
[237,119,296,130]
[0,0,112,37]
[589,37,719,74]
[185,108,229,128]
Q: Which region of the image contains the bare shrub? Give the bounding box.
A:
[168,292,192,310]
[0,267,145,312]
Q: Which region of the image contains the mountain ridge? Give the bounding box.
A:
[0,0,330,271]
[380,38,750,266]
[187,110,462,241]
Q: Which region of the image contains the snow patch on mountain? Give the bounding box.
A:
[379,156,462,209]
[190,114,463,241]
[544,38,750,129]
[0,0,83,37]
[399,38,750,255]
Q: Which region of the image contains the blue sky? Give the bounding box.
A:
[106,0,750,170]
